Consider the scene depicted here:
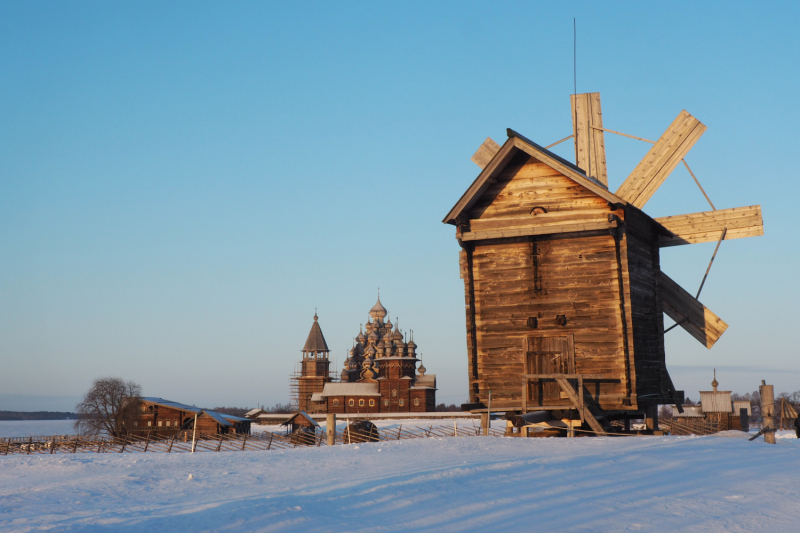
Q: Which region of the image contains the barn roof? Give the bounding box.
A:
[140,397,201,413]
[320,382,382,397]
[303,313,330,353]
[281,411,320,427]
[700,391,733,413]
[443,129,626,225]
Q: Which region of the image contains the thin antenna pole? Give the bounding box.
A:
[572,18,580,168]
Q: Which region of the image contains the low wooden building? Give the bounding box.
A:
[134,397,251,437]
[443,92,763,432]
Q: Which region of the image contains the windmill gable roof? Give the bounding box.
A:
[303,315,330,352]
[443,129,626,225]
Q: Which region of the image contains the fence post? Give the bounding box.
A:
[73,436,79,453]
[241,434,248,451]
[144,431,151,453]
[397,425,402,440]
[120,436,127,453]
[267,433,274,450]
[191,413,199,453]
[168,432,177,453]
[760,380,776,444]
[481,412,489,436]
[326,414,336,446]
[26,436,32,455]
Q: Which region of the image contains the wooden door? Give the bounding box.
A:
[525,335,575,405]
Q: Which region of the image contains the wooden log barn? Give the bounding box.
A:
[443,93,764,433]
[134,397,251,437]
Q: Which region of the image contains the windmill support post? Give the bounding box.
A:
[760,381,776,444]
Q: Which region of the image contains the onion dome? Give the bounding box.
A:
[366,344,376,356]
[370,296,388,320]
[349,358,360,369]
[340,369,349,380]
[393,329,403,341]
[357,331,366,344]
[343,357,350,368]
[385,317,393,330]
[712,369,719,392]
[418,363,426,376]
[407,339,417,350]
[368,329,379,343]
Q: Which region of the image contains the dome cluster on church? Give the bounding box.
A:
[341,296,419,382]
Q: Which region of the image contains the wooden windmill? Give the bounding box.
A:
[444,93,763,432]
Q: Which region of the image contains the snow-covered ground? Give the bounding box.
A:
[1,431,799,532]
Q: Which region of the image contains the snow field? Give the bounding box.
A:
[1,432,799,532]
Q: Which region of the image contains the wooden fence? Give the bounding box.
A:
[659,419,720,436]
[0,422,505,456]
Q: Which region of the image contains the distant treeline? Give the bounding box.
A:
[0,411,79,421]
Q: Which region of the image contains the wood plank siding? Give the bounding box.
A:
[456,153,658,412]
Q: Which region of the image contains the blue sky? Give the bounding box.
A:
[1,1,798,411]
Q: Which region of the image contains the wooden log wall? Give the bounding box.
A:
[458,154,644,412]
[622,206,667,402]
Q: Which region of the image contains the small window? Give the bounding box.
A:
[384,400,389,407]
[369,399,375,407]
[158,420,163,427]
[359,399,365,407]
[414,398,420,406]
[392,390,397,398]
[348,399,355,407]
[147,421,152,427]
[166,421,171,427]
[399,399,404,407]
[141,405,147,412]
[333,399,339,406]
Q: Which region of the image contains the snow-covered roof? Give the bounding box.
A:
[672,405,704,418]
[140,397,201,413]
[281,411,320,427]
[244,408,264,418]
[310,393,324,402]
[320,382,381,397]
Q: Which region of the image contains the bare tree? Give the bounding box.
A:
[74,377,142,437]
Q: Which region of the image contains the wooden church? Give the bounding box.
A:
[443,93,763,432]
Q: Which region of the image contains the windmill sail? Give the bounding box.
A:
[571,92,608,187]
[616,110,706,208]
[656,205,764,247]
[659,271,728,349]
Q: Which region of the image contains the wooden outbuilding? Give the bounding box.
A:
[134,397,251,437]
[443,93,764,432]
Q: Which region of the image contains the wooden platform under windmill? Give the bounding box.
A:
[444,93,764,433]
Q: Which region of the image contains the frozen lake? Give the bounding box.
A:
[0,419,76,438]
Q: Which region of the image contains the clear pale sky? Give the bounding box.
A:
[2,2,798,411]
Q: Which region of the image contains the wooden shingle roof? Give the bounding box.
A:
[302,313,330,353]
